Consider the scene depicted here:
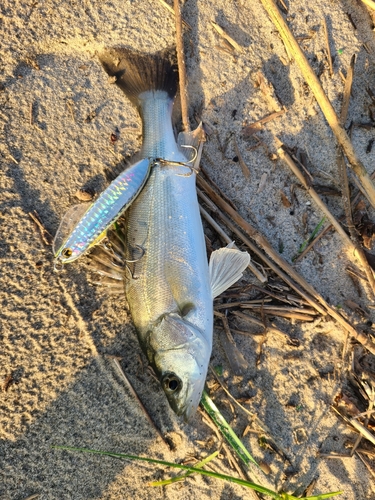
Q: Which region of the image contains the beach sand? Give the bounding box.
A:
[1,0,375,498]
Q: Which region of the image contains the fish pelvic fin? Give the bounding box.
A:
[209,243,250,298]
[99,47,178,106]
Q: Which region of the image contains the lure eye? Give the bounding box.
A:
[162,373,182,394]
[61,247,73,258]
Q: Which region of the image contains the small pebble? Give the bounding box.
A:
[74,189,94,202]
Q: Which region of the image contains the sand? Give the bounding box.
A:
[1,0,375,499]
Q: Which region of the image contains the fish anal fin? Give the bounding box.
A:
[209,244,250,299]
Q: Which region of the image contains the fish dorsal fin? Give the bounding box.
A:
[209,244,250,299]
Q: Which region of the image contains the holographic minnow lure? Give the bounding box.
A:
[53,157,151,266]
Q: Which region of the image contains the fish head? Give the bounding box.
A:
[148,313,210,421]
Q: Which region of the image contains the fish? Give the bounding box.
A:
[93,47,250,421]
[53,157,152,266]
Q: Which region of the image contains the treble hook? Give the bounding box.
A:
[123,244,145,264]
[180,144,198,164]
[156,158,199,177]
[53,259,64,272]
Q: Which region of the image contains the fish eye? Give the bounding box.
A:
[162,373,182,393]
[62,247,73,258]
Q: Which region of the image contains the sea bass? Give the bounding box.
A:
[97,47,250,420]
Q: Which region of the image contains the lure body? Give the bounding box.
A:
[53,157,151,264]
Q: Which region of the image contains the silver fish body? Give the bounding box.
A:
[124,91,212,420]
[97,47,250,420]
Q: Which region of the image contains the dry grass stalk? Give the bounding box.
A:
[231,310,286,336]
[29,210,53,246]
[242,110,285,137]
[259,0,375,208]
[251,284,310,307]
[337,152,375,296]
[294,224,333,262]
[157,0,192,29]
[340,55,355,125]
[111,358,170,450]
[201,164,238,210]
[255,72,283,112]
[278,138,375,296]
[219,315,249,375]
[215,300,273,309]
[199,204,266,282]
[350,419,375,447]
[356,452,375,480]
[233,136,251,179]
[211,21,243,53]
[275,138,354,249]
[241,304,317,316]
[173,0,190,132]
[323,17,333,77]
[240,306,316,321]
[197,172,375,354]
[361,0,375,11]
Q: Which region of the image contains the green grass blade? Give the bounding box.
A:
[200,390,258,467]
[293,216,326,260]
[53,446,342,499]
[150,450,219,486]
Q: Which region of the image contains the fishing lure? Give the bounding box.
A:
[53,157,152,266]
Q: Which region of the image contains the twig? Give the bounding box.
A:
[211,21,243,53]
[29,211,53,246]
[197,172,375,354]
[233,136,251,179]
[279,139,375,296]
[356,452,375,480]
[215,299,273,309]
[259,0,375,209]
[337,151,375,296]
[275,138,355,250]
[242,110,285,137]
[240,306,317,321]
[201,163,238,210]
[340,55,355,125]
[323,17,333,77]
[174,0,189,132]
[111,358,170,450]
[29,102,34,126]
[199,204,267,282]
[219,315,249,375]
[240,304,317,315]
[360,0,375,11]
[349,419,375,447]
[157,0,192,29]
[231,310,286,336]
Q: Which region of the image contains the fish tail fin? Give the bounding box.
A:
[99,47,178,106]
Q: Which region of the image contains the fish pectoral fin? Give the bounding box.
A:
[209,243,250,299]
